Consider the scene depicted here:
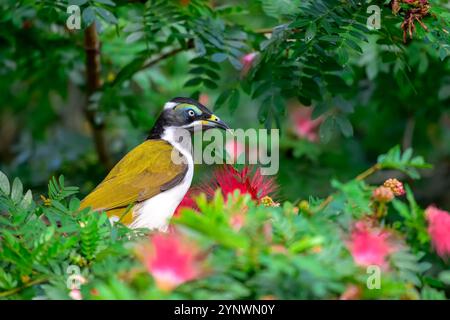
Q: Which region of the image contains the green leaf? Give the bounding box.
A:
[421,286,446,300]
[319,116,336,143]
[377,145,432,179]
[203,78,218,89]
[69,197,81,212]
[11,178,23,203]
[184,78,202,87]
[215,90,231,109]
[82,7,96,26]
[0,170,10,195]
[94,0,116,6]
[228,89,240,114]
[438,271,450,285]
[211,53,227,63]
[335,115,353,137]
[95,7,117,24]
[305,22,317,42]
[20,190,33,209]
[69,0,88,5]
[344,38,362,53]
[439,47,449,61]
[337,46,349,65]
[228,55,243,70]
[125,31,145,44]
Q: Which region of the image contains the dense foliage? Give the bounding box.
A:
[0,0,449,300]
[0,146,449,300]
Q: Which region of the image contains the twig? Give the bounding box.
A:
[254,28,273,34]
[0,277,48,298]
[84,23,113,170]
[139,39,194,71]
[313,164,382,213]
[355,163,381,181]
[402,117,415,150]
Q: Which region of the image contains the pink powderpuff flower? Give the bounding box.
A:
[137,232,203,291]
[225,139,246,163]
[69,289,82,300]
[290,107,322,142]
[347,220,397,269]
[229,212,246,231]
[425,206,450,259]
[67,274,86,300]
[174,190,198,217]
[199,93,209,106]
[241,52,258,77]
[339,285,362,300]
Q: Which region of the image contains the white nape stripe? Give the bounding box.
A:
[163,101,177,110]
[129,127,194,231]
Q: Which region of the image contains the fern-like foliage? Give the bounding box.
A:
[48,176,79,201]
[377,145,432,179]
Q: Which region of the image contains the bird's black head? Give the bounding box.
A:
[148,97,230,139]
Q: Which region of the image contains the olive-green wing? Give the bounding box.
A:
[80,139,187,212]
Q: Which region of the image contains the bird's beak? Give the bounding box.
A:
[201,114,230,131]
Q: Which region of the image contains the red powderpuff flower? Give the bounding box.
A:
[347,220,397,269]
[174,166,277,219]
[202,165,277,201]
[174,189,198,217]
[425,206,450,259]
[137,232,203,291]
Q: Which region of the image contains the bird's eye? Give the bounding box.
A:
[187,109,196,117]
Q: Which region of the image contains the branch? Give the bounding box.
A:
[313,164,382,213]
[139,39,194,71]
[355,163,381,181]
[254,28,274,34]
[84,23,113,170]
[402,117,415,150]
[0,277,48,298]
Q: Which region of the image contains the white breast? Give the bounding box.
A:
[129,128,193,231]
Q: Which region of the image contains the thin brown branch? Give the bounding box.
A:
[355,163,382,181]
[313,164,382,213]
[139,39,194,71]
[254,28,274,34]
[0,277,48,298]
[84,23,113,170]
[402,117,415,150]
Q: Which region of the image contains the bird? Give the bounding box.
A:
[79,97,230,231]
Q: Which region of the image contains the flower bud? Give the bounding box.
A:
[373,186,394,203]
[383,178,405,196]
